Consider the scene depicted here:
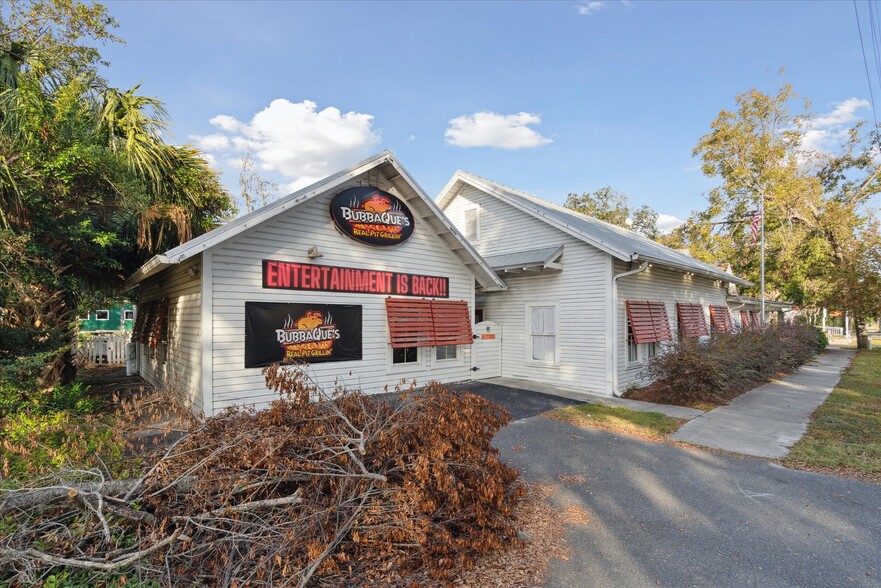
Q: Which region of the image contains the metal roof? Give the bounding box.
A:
[438,171,752,287]
[483,245,564,272]
[125,151,507,292]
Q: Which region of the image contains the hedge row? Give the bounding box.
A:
[640,324,824,405]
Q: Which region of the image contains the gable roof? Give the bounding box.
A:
[126,151,506,291]
[438,171,751,287]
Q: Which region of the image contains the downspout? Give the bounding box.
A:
[610,259,649,397]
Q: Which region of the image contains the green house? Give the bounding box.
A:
[79,303,134,333]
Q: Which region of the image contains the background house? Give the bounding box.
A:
[78,303,134,333]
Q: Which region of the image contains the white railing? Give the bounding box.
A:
[823,327,844,337]
[74,334,129,365]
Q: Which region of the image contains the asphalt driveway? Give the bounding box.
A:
[456,381,881,587]
[450,381,583,421]
[499,416,881,587]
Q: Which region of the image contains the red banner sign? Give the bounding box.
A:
[262,260,449,298]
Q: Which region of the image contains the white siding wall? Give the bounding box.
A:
[445,186,611,395]
[210,179,475,413]
[615,261,728,390]
[137,256,203,413]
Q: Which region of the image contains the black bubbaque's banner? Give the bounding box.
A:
[263,260,449,298]
[244,302,362,368]
[330,186,415,246]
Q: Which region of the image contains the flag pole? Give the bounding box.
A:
[760,191,765,325]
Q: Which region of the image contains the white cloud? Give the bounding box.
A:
[799,98,870,157]
[200,99,381,189]
[445,111,552,150]
[657,213,685,234]
[575,1,606,15]
[190,133,230,151]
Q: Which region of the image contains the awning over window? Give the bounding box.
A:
[625,301,672,344]
[385,298,473,348]
[740,310,751,330]
[132,298,168,347]
[750,310,760,329]
[709,305,733,333]
[677,303,708,338]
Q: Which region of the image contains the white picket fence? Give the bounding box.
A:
[74,334,129,365]
[823,326,845,337]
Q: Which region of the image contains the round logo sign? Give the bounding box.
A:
[330,187,415,246]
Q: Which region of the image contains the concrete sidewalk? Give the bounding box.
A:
[483,376,705,420]
[671,347,855,458]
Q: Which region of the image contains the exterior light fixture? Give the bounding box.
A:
[306,245,323,259]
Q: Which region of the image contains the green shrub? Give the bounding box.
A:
[641,324,820,406]
[815,327,829,350]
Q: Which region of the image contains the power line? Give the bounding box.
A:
[854,0,880,128]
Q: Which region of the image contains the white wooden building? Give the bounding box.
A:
[124,152,504,416]
[438,171,752,396]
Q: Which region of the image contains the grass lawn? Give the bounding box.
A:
[545,403,686,441]
[784,349,881,483]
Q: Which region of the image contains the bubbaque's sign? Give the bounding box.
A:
[245,302,362,368]
[330,187,415,246]
[263,260,449,298]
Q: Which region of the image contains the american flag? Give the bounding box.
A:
[750,211,761,243]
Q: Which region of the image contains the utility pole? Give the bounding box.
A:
[760,190,765,324]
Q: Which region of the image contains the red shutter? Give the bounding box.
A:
[625,301,672,345]
[149,298,169,347]
[710,305,733,333]
[677,303,709,338]
[385,298,473,348]
[750,311,761,329]
[386,298,435,348]
[740,310,751,331]
[430,300,474,346]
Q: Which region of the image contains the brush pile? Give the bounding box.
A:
[0,366,523,586]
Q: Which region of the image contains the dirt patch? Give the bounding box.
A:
[624,381,714,410]
[777,462,881,486]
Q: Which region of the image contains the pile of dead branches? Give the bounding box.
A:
[0,367,523,586]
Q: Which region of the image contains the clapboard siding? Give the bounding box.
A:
[445,186,611,395]
[615,261,728,390]
[137,256,203,413]
[210,177,475,412]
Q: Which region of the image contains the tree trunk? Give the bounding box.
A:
[856,316,871,350]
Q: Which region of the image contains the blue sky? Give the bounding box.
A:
[100,0,874,230]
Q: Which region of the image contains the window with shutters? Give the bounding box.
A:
[625,301,672,365]
[527,304,557,364]
[709,305,734,333]
[463,206,479,242]
[676,302,708,339]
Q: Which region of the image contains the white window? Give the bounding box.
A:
[392,346,419,365]
[626,320,659,365]
[95,310,110,321]
[626,320,639,363]
[123,309,134,321]
[463,206,480,242]
[435,345,458,361]
[528,305,557,364]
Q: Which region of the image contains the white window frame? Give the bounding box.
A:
[525,303,559,366]
[463,205,480,243]
[434,344,460,363]
[123,309,134,321]
[95,309,110,321]
[625,318,659,367]
[388,345,425,373]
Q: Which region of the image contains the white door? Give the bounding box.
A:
[471,320,501,379]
